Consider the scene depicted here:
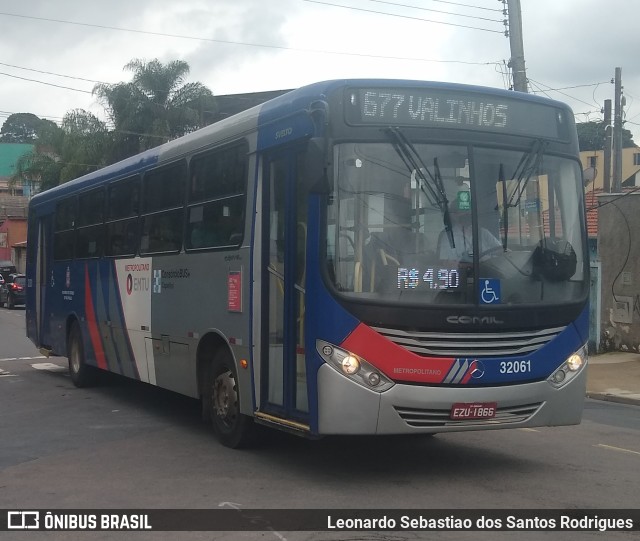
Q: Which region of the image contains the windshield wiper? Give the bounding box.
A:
[385,127,453,241]
[433,156,455,248]
[496,140,547,252]
[499,163,508,251]
[507,139,547,208]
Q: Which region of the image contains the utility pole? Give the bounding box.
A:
[603,99,612,193]
[612,67,623,192]
[507,0,528,92]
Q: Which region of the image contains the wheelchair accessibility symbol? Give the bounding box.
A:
[480,278,500,304]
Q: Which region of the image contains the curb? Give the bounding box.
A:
[586,392,640,407]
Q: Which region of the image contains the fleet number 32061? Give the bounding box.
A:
[499,360,531,374]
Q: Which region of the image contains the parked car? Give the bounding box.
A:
[0,260,16,284]
[0,273,25,309]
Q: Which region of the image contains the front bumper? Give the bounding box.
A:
[316,362,586,435]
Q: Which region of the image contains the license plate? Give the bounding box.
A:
[450,402,497,420]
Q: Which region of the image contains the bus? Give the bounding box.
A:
[26,79,589,448]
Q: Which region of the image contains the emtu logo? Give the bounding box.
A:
[126,274,150,295]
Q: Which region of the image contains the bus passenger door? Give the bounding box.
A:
[261,150,309,425]
[34,216,53,347]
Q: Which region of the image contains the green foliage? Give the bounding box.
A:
[577,121,635,151]
[0,113,50,143]
[8,109,110,192]
[12,151,62,194]
[58,109,111,182]
[93,58,217,157]
[2,57,216,193]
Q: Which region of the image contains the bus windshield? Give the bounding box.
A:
[326,141,587,306]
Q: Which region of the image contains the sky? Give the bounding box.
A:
[1,0,639,142]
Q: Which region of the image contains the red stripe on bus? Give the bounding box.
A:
[341,323,456,384]
[84,265,108,370]
[460,361,475,384]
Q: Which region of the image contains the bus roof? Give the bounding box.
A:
[29,78,573,207]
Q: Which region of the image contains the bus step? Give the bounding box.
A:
[253,412,312,438]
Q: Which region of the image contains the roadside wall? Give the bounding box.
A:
[598,192,640,352]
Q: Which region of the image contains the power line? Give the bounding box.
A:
[586,185,640,211]
[0,10,502,61]
[527,79,553,101]
[303,0,505,33]
[530,81,610,93]
[0,61,108,85]
[0,71,92,93]
[428,0,505,12]
[0,107,175,140]
[0,109,63,120]
[363,0,505,23]
[528,77,600,109]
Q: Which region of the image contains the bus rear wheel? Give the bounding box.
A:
[205,350,254,448]
[68,322,98,387]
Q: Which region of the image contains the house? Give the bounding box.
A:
[0,143,34,196]
[580,146,640,191]
[0,216,27,268]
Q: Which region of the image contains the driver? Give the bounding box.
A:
[438,198,501,261]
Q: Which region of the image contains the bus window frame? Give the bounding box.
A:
[75,187,106,260]
[53,196,78,262]
[106,174,141,258]
[139,159,188,256]
[185,140,249,252]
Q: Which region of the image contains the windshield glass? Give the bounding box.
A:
[326,142,586,306]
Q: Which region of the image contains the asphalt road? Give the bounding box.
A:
[1,307,638,541]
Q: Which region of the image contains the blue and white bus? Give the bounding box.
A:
[26,79,589,447]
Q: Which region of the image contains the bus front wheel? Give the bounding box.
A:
[68,322,98,387]
[205,350,254,448]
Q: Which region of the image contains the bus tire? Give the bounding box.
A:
[68,322,98,388]
[205,349,255,448]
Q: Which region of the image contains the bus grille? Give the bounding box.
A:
[394,403,542,428]
[372,326,566,358]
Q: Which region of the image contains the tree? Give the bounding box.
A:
[577,121,635,151]
[12,151,63,194]
[0,113,55,143]
[10,109,110,193]
[93,58,217,158]
[58,109,111,182]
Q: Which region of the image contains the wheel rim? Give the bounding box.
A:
[212,369,238,431]
[70,341,81,374]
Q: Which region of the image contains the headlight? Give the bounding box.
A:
[548,344,588,389]
[317,340,394,392]
[341,355,360,375]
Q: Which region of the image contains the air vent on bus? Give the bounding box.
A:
[394,403,542,428]
[372,326,566,358]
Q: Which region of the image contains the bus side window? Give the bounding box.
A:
[142,211,183,254]
[140,161,187,254]
[190,210,221,248]
[186,142,248,251]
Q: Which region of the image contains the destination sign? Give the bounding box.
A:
[344,87,569,140]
